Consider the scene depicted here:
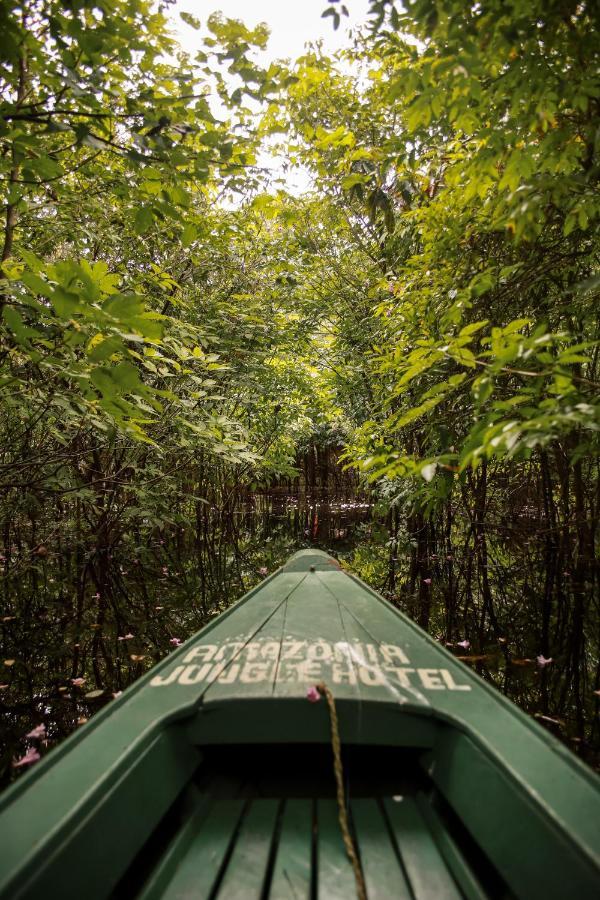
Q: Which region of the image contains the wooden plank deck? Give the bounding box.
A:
[146,792,467,899]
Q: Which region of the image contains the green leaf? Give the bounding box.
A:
[181,223,197,247]
[459,320,488,337]
[199,130,222,148]
[503,319,532,335]
[472,377,493,403]
[180,11,201,28]
[51,287,81,317]
[3,306,30,343]
[134,206,154,235]
[20,271,54,299]
[24,156,64,181]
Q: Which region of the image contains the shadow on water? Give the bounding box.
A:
[1,490,598,787]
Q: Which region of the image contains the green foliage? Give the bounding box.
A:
[0,0,597,520]
[0,2,340,627]
[280,0,600,504]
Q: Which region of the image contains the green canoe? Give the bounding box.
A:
[1,550,599,899]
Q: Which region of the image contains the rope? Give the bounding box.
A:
[317,681,367,900]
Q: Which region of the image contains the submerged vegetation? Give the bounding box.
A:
[0,0,599,778]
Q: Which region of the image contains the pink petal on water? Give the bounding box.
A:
[457,640,471,650]
[13,746,40,768]
[537,654,553,667]
[26,724,46,740]
[306,686,321,703]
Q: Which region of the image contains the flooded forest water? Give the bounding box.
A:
[1,451,599,788]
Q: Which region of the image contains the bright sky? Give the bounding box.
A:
[170,1,373,196]
[173,0,372,63]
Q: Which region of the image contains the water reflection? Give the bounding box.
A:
[1,491,598,787]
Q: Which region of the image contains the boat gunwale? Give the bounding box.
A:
[341,565,600,790]
[1,550,598,818]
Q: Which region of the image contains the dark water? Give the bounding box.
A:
[1,492,598,789]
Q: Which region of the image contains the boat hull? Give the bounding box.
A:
[0,550,598,898]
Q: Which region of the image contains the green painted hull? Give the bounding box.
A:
[0,550,598,898]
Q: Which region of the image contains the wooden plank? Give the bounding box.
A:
[351,799,411,900]
[217,799,279,899]
[415,794,487,900]
[315,800,357,900]
[318,571,429,706]
[271,574,361,702]
[269,799,312,899]
[153,798,244,899]
[202,578,304,703]
[384,796,462,899]
[201,603,289,702]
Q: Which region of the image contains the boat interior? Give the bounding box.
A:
[112,743,512,900]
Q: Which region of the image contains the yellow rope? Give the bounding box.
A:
[317,681,367,900]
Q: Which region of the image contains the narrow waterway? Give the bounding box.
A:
[1,491,598,788]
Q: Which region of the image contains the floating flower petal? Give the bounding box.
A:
[13,747,40,768]
[26,724,46,740]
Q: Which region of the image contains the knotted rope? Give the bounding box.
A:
[316,681,367,900]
